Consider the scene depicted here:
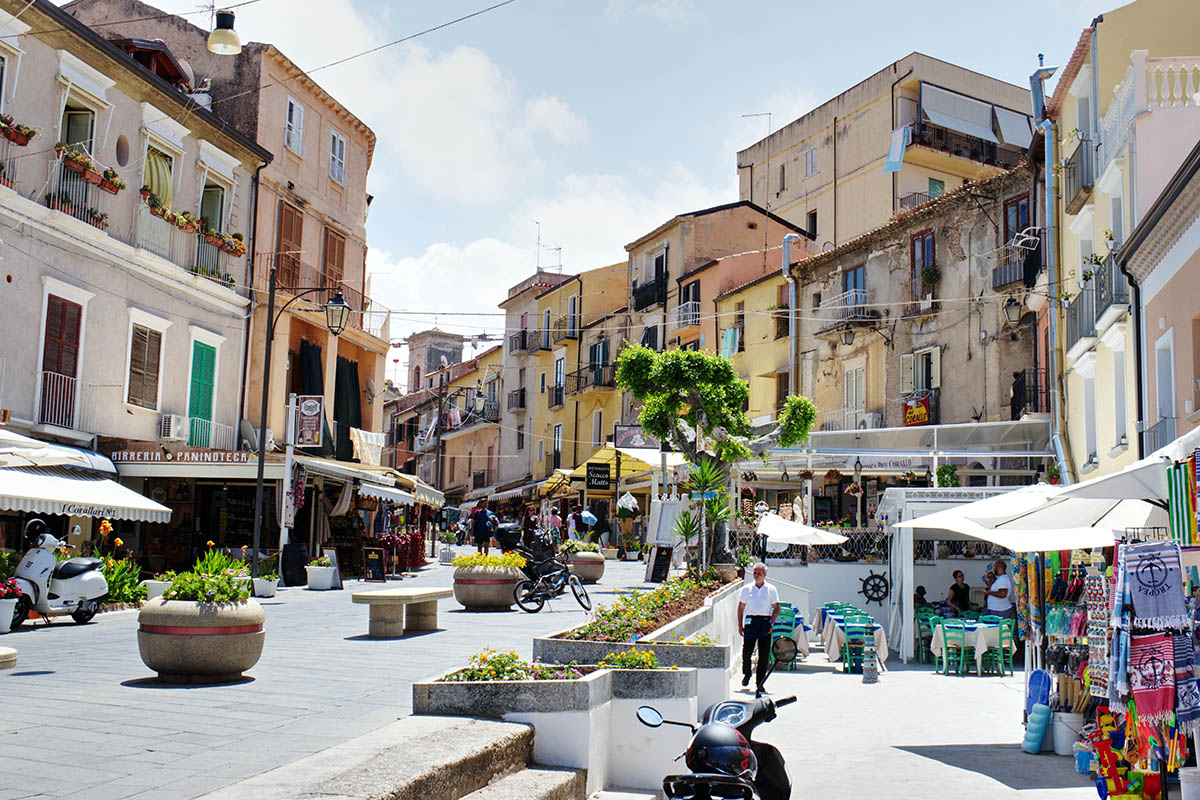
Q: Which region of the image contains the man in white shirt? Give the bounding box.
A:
[984,559,1014,618]
[737,563,781,697]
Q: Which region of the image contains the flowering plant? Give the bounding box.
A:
[443,649,585,682]
[844,482,863,496]
[451,552,526,569]
[597,649,660,670]
[824,469,843,482]
[797,469,814,481]
[99,519,113,537]
[162,571,248,604]
[308,556,333,567]
[0,578,22,600]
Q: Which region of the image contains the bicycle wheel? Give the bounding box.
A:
[569,575,591,611]
[514,579,545,613]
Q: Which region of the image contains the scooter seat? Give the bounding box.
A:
[52,557,103,580]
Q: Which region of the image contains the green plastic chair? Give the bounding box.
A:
[918,615,942,664]
[960,609,981,621]
[770,616,798,671]
[940,620,975,676]
[841,624,872,674]
[981,626,1015,676]
[980,614,1003,624]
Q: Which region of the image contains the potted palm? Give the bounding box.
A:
[137,571,264,683]
[562,540,605,583]
[451,552,525,610]
[305,556,337,590]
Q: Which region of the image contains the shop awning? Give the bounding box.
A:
[392,472,444,508]
[0,428,116,473]
[921,83,999,144]
[0,466,172,523]
[994,106,1033,148]
[295,455,396,486]
[568,444,685,480]
[491,479,543,502]
[758,513,848,548]
[540,469,575,497]
[356,482,414,506]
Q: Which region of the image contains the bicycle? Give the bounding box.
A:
[513,554,591,613]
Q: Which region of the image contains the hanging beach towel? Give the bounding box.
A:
[1130,633,1176,725]
[1125,539,1189,629]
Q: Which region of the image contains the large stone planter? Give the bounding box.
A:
[306,565,337,590]
[452,566,521,610]
[567,551,605,584]
[137,598,265,683]
[142,580,171,600]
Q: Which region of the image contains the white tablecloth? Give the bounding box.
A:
[930,624,1012,674]
[823,619,888,663]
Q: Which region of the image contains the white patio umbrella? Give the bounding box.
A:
[0,428,89,469]
[968,494,1167,532]
[1042,455,1171,501]
[757,513,849,548]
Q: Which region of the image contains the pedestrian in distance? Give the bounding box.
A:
[737,562,780,698]
[549,506,564,542]
[470,499,498,555]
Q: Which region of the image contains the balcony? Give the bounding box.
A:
[633,275,666,311]
[567,364,616,395]
[507,387,526,411]
[673,300,701,330]
[553,315,579,342]
[908,122,1023,169]
[0,137,21,193]
[1063,138,1094,216]
[817,289,878,332]
[253,253,388,337]
[1093,253,1129,332]
[1145,417,1177,452]
[899,191,931,211]
[46,159,110,234]
[993,230,1043,290]
[1065,285,1097,361]
[1098,54,1200,179]
[186,418,237,450]
[38,370,78,429]
[1010,369,1049,420]
[509,330,530,353]
[548,384,564,409]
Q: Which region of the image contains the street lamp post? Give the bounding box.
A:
[853,456,863,527]
[250,267,351,577]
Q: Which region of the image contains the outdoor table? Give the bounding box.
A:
[790,615,811,658]
[929,622,1011,674]
[823,619,888,663]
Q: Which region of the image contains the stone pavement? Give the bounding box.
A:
[0,551,650,800]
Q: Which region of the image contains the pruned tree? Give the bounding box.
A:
[616,344,817,562]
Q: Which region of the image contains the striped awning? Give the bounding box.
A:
[1168,459,1197,546]
[145,148,173,209]
[357,482,414,506]
[0,466,172,523]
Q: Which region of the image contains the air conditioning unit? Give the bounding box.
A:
[857,412,883,430]
[160,414,189,442]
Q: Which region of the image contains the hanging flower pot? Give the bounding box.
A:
[4,127,29,146]
[205,233,224,248]
[82,168,102,186]
[98,179,119,195]
[62,157,86,175]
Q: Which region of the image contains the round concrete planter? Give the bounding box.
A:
[137,598,265,683]
[567,551,605,584]
[306,566,337,590]
[452,566,521,610]
[252,578,278,598]
[142,580,171,600]
[712,563,738,583]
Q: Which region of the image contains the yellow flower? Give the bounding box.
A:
[206,540,215,547]
[241,545,248,553]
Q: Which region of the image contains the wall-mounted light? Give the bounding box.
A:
[839,329,855,346]
[1003,297,1022,325]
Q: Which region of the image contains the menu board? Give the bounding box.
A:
[649,545,673,583]
[362,547,385,582]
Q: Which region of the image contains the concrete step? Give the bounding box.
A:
[194,715,534,800]
[464,767,587,800]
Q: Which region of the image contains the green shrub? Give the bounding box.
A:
[100,556,146,604]
[0,549,18,581]
[560,540,600,554]
[163,571,249,604]
[438,531,458,545]
[566,575,719,642]
[255,559,278,580]
[194,549,247,576]
[308,556,333,567]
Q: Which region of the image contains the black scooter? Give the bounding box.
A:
[637,694,796,800]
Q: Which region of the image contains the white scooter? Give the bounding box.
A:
[11,519,108,628]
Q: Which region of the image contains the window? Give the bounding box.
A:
[928,177,945,199]
[778,164,786,192]
[537,439,544,462]
[592,409,603,448]
[323,227,346,288]
[552,424,563,468]
[567,294,578,336]
[1004,195,1030,243]
[517,426,525,451]
[680,340,699,351]
[735,302,745,353]
[540,371,546,394]
[843,366,865,427]
[127,324,163,409]
[842,265,865,313]
[640,324,658,351]
[1083,374,1098,461]
[1156,331,1176,420]
[286,97,304,155]
[1112,347,1127,446]
[554,356,565,389]
[681,279,700,306]
[277,202,304,286]
[775,283,790,340]
[680,279,700,327]
[201,184,225,232]
[329,130,347,184]
[812,291,822,311]
[412,365,421,391]
[910,230,935,299]
[642,249,666,286]
[804,147,817,176]
[1076,96,1091,140]
[543,309,551,348]
[900,347,941,393]
[800,351,816,397]
[42,295,82,379]
[776,372,790,411]
[61,106,94,153]
[588,339,609,370]
[187,340,217,446]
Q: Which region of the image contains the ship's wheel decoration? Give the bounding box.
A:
[859,570,889,606]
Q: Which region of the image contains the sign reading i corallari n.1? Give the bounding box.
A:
[586,462,611,491]
[295,395,324,447]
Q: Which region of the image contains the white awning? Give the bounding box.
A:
[0,466,172,523]
[921,83,999,143]
[356,483,414,506]
[0,428,116,473]
[393,472,445,507]
[758,513,848,548]
[615,447,687,470]
[774,419,1054,457]
[295,455,395,486]
[994,107,1033,149]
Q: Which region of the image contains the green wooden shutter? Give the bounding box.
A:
[188,341,216,446]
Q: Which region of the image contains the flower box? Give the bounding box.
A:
[138,598,265,683]
[452,565,521,610]
[252,577,278,598]
[142,579,171,600]
[566,550,605,583]
[178,222,197,234]
[600,546,619,560]
[148,205,165,219]
[204,233,224,248]
[82,168,102,186]
[0,598,15,634]
[62,158,86,175]
[98,179,120,196]
[3,127,30,146]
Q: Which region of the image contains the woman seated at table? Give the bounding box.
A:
[946,570,971,615]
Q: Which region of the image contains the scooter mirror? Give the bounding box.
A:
[71,525,82,537]
[636,706,664,728]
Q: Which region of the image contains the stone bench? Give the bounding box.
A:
[0,646,15,670]
[351,588,453,638]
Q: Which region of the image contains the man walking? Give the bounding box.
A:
[737,563,780,697]
[470,499,497,555]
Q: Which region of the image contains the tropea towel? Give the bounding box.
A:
[1174,633,1200,736]
[1131,632,1176,725]
[1125,540,1190,630]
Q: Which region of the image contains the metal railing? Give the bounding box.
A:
[47,160,107,232]
[1063,138,1094,215]
[553,315,578,341]
[818,288,874,326]
[193,238,232,284]
[673,300,701,329]
[1093,252,1129,325]
[509,330,530,353]
[187,418,237,450]
[632,275,666,311]
[507,388,526,410]
[528,329,545,353]
[253,253,386,335]
[38,370,77,429]
[1145,417,1177,452]
[899,191,931,211]
[0,137,19,191]
[548,384,565,409]
[774,311,789,340]
[1010,369,1048,420]
[1065,285,1097,355]
[909,122,1023,168]
[566,364,616,395]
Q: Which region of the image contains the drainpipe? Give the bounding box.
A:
[1117,256,1146,458]
[783,234,802,398]
[890,65,914,214]
[238,160,269,433]
[1030,58,1073,483]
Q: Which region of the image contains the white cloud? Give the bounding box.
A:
[519,96,589,145]
[604,0,698,24]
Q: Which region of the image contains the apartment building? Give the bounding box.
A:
[66,0,391,463]
[440,346,503,507]
[1047,0,1200,478]
[736,52,1032,247]
[0,0,269,452]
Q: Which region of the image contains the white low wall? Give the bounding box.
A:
[608,695,696,789]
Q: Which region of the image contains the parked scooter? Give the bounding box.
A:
[10,519,108,628]
[637,694,796,800]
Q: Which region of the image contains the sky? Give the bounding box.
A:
[69,0,1105,385]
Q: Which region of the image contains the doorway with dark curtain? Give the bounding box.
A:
[296,339,335,457]
[334,356,362,462]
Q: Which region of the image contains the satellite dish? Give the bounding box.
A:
[440,355,449,368]
[364,377,377,404]
[239,419,258,451]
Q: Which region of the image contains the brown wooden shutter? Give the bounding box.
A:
[323,227,345,287]
[277,202,303,286]
[42,295,81,377]
[127,325,162,409]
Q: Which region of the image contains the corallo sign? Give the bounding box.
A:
[903,395,931,427]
